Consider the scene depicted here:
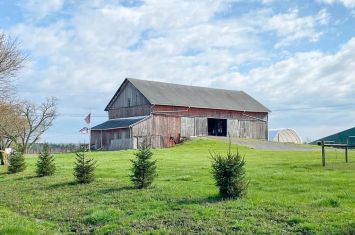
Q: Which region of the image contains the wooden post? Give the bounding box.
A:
[321,140,325,167]
[100,130,103,150]
[345,146,348,163]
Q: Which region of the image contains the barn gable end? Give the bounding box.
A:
[106,79,151,119]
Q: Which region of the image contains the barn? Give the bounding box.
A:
[90,78,270,150]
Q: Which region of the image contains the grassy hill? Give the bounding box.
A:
[0,139,354,234]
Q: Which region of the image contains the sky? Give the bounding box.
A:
[0,0,355,143]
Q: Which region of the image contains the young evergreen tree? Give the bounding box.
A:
[130,141,157,189]
[8,146,26,174]
[73,147,96,184]
[36,144,56,177]
[211,141,249,199]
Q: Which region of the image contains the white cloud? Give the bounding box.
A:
[12,0,262,92]
[218,37,355,140]
[249,8,330,47]
[318,0,355,8]
[221,37,355,105]
[6,1,351,142]
[23,0,65,20]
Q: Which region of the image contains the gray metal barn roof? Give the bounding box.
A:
[106,78,270,112]
[91,116,147,130]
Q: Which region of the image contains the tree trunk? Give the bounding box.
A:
[0,151,4,165]
[0,151,9,166]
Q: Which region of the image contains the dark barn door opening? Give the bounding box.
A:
[208,118,227,136]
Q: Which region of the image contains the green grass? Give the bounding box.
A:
[0,139,354,234]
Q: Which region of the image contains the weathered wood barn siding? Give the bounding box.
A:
[131,115,181,148]
[91,128,131,150]
[181,117,195,137]
[238,120,267,139]
[195,117,208,136]
[227,119,239,137]
[152,105,268,139]
[108,82,151,119]
[180,117,208,137]
[108,105,151,119]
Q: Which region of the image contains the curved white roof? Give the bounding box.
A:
[269,128,302,144]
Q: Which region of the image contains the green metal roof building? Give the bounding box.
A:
[311,127,355,146]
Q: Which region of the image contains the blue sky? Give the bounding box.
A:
[1,0,355,143]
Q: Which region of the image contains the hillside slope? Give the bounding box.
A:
[0,139,354,234]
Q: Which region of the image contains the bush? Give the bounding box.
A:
[8,150,26,174]
[130,142,157,189]
[73,147,96,184]
[211,143,249,199]
[36,144,56,177]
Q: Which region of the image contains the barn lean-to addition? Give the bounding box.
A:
[90,78,270,150]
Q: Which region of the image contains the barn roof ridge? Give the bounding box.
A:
[126,77,245,92]
[105,77,270,113]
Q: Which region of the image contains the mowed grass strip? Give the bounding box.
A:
[0,139,354,234]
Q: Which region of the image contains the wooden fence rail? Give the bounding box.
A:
[320,140,349,166]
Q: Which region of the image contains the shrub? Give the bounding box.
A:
[211,143,249,199]
[130,142,157,189]
[36,144,56,177]
[8,150,26,174]
[73,147,96,184]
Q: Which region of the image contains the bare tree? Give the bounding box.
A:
[0,101,26,150]
[13,97,58,153]
[0,33,55,154]
[0,33,26,100]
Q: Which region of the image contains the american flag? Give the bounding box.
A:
[84,113,91,124]
[79,127,89,134]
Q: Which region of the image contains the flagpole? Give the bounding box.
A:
[83,113,91,151]
[89,113,91,152]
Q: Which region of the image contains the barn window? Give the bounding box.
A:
[127,98,131,107]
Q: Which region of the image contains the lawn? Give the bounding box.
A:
[0,139,354,234]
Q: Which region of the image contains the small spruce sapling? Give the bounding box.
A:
[211,140,249,199]
[73,147,97,184]
[36,144,56,177]
[8,145,26,174]
[130,140,157,189]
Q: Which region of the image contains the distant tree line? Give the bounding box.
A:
[27,143,81,154]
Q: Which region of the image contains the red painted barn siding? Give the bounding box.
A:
[152,105,268,120]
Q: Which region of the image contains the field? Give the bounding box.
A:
[0,138,354,234]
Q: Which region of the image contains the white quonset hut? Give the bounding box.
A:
[268,129,302,144]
